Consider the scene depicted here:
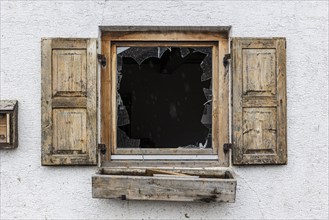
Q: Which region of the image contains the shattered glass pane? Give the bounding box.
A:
[193,48,212,81]
[180,48,190,58]
[117,93,130,126]
[203,88,212,101]
[117,47,168,70]
[116,46,213,149]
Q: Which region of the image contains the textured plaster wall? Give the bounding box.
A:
[0,1,328,219]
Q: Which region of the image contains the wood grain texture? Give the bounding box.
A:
[232,38,287,165]
[98,167,235,178]
[110,43,117,156]
[53,109,87,153]
[52,49,87,97]
[102,31,228,42]
[41,38,97,165]
[217,38,230,166]
[100,40,112,162]
[0,113,9,144]
[0,100,18,149]
[92,167,236,202]
[145,169,190,176]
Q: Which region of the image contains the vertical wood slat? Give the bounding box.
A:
[232,38,287,165]
[41,38,97,165]
[100,40,112,162]
[217,39,230,166]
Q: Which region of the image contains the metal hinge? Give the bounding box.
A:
[223,53,231,67]
[97,54,107,68]
[98,143,107,155]
[223,143,233,153]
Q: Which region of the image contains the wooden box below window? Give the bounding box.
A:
[92,167,236,202]
[0,100,18,149]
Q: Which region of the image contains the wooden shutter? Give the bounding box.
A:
[232,38,287,165]
[41,38,97,165]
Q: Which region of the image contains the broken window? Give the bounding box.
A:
[116,46,213,149]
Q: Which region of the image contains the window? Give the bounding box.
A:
[0,100,18,149]
[41,27,287,202]
[100,28,230,167]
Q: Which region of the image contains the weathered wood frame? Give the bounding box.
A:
[111,41,218,156]
[0,100,18,149]
[100,27,230,167]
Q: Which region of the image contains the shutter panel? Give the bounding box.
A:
[232,38,287,165]
[41,38,97,165]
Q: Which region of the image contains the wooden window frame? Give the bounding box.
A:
[0,100,18,149]
[100,27,230,167]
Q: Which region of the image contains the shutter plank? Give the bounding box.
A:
[41,38,97,165]
[232,38,287,165]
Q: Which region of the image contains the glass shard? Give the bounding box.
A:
[180,48,190,58]
[117,128,140,148]
[201,104,212,128]
[193,48,212,82]
[117,94,130,126]
[203,88,212,101]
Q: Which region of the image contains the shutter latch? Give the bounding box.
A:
[223,143,233,153]
[98,143,107,155]
[223,53,231,67]
[97,54,107,68]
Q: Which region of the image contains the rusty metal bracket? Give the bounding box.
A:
[98,143,107,155]
[97,54,107,68]
[223,143,233,153]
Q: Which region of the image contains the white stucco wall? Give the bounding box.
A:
[0,1,328,219]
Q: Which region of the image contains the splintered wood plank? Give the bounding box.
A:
[152,174,199,179]
[145,169,189,176]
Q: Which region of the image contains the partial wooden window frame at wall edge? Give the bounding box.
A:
[100,27,230,167]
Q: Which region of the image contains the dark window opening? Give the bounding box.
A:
[116,47,212,149]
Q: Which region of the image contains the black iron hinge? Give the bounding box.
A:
[98,143,107,155]
[97,54,107,68]
[223,143,233,153]
[223,53,231,67]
